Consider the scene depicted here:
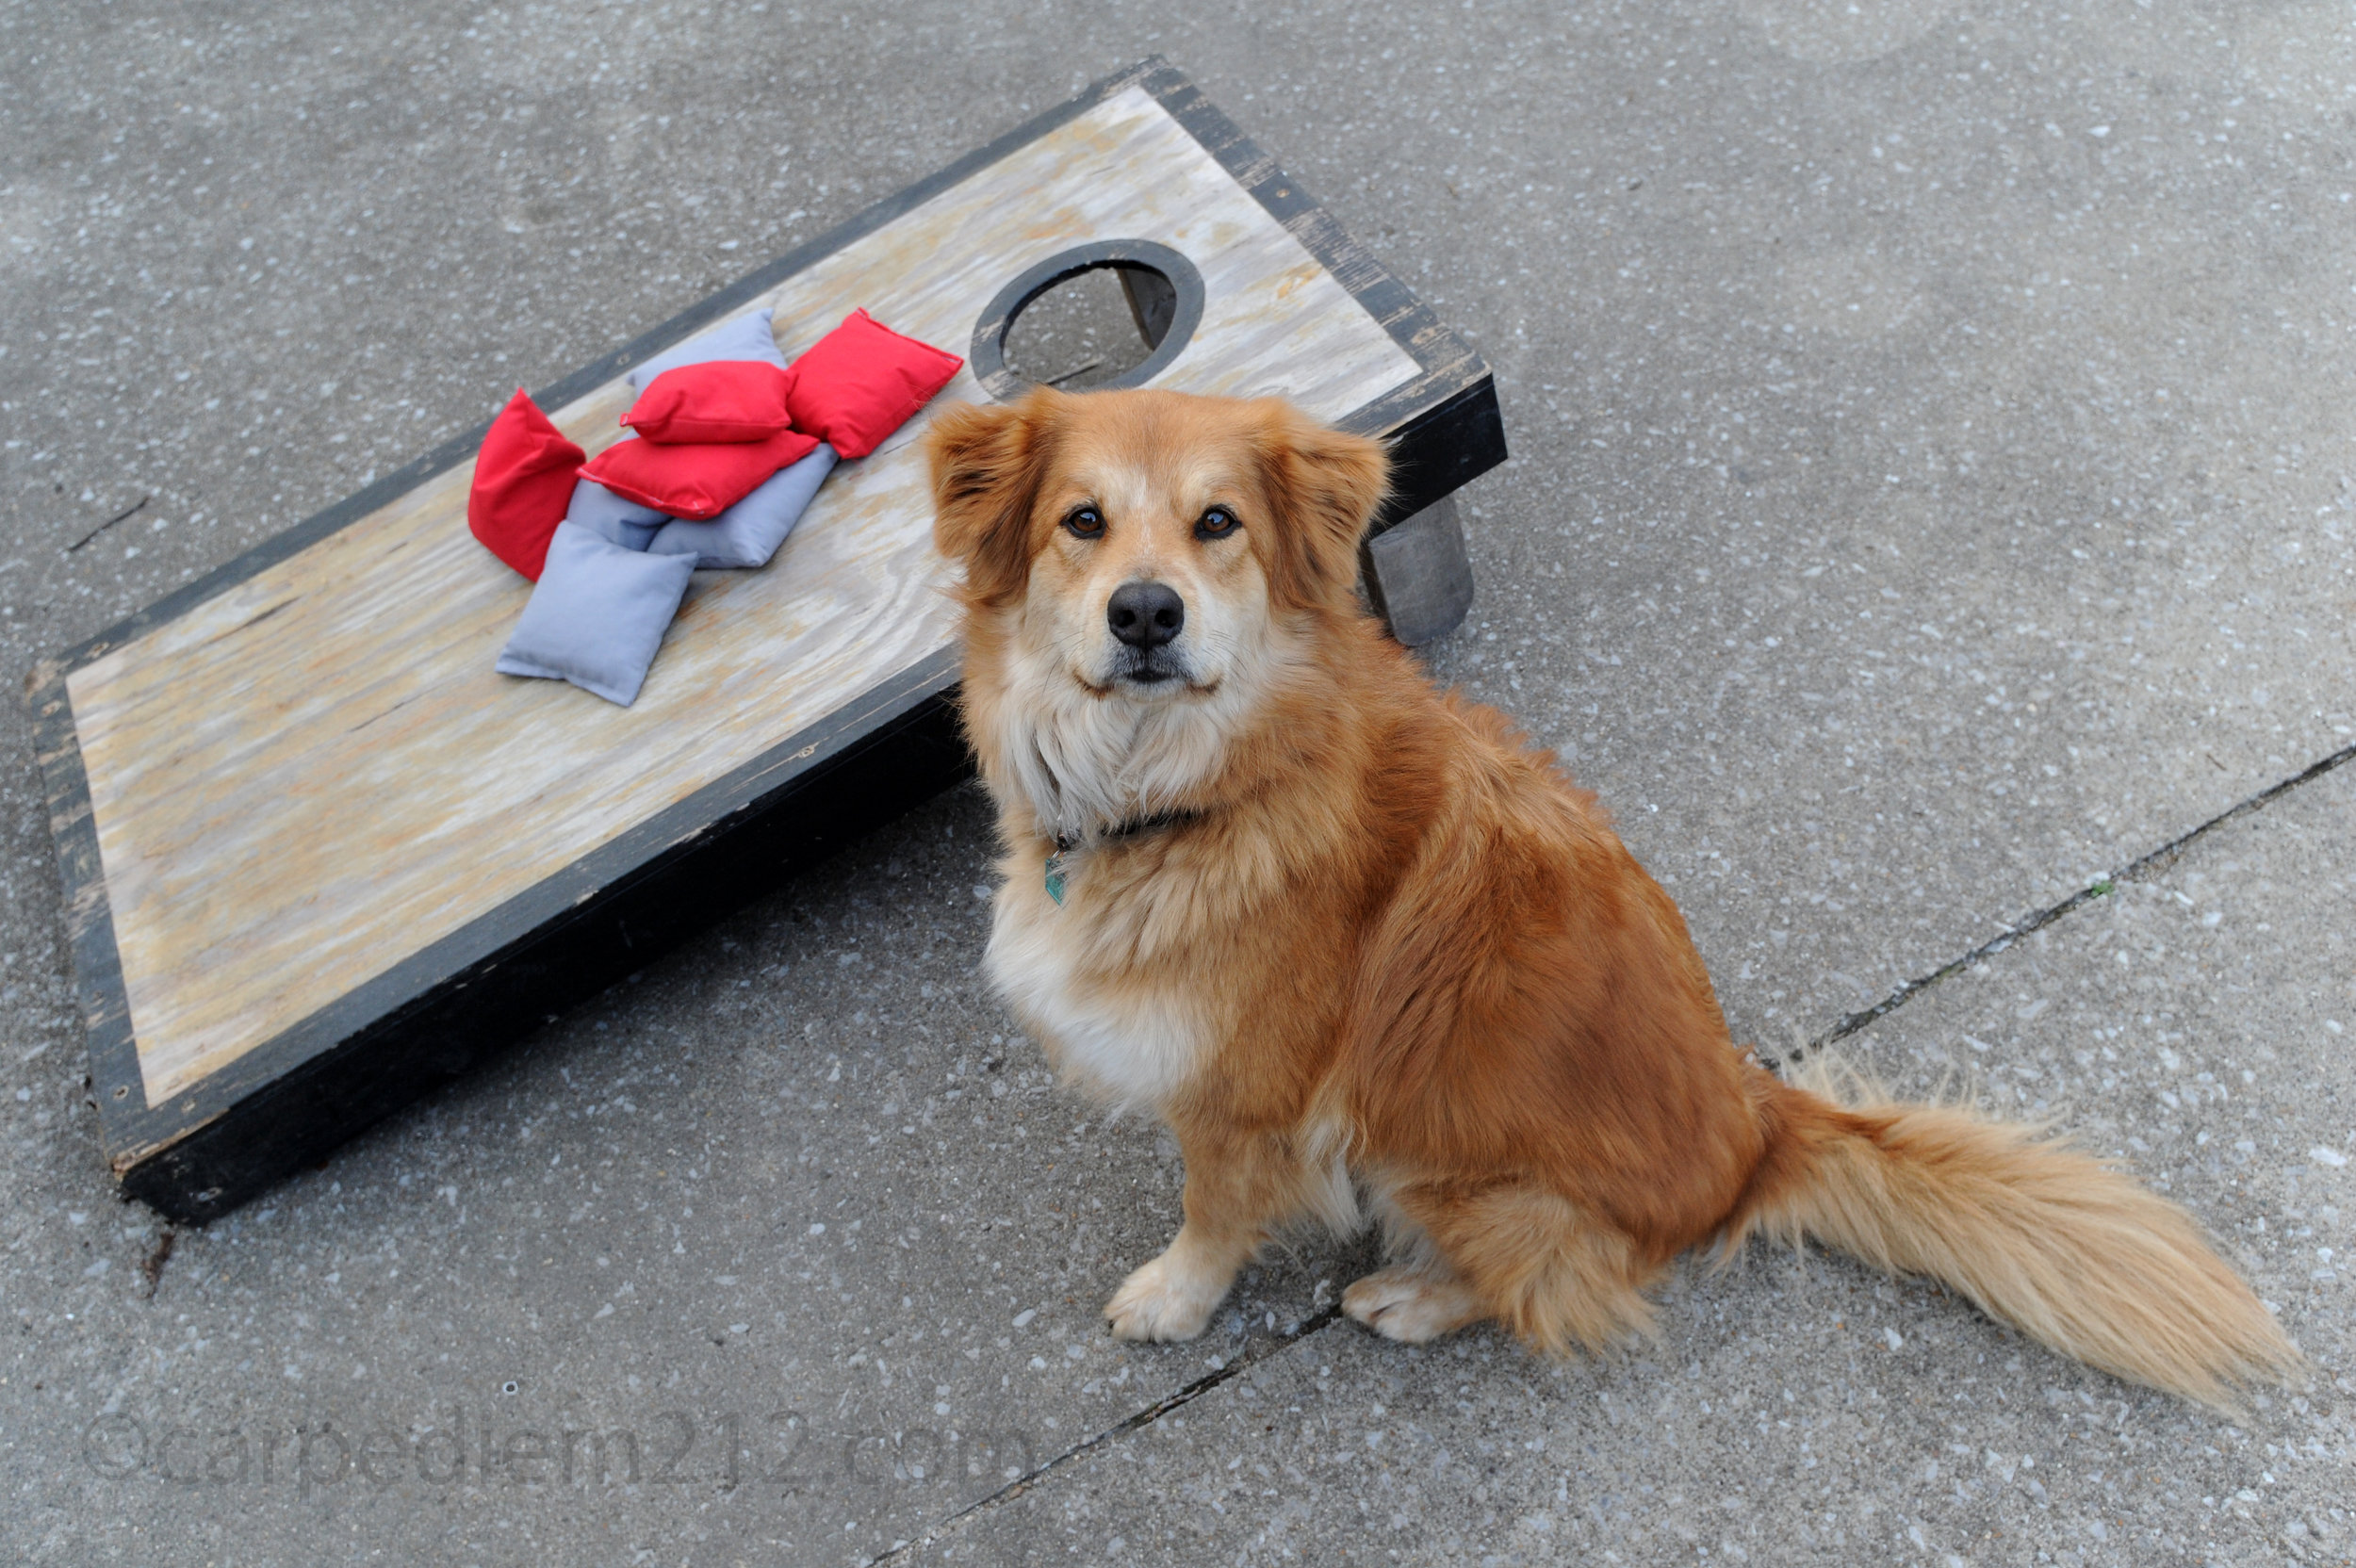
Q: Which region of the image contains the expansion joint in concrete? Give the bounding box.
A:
[1777,740,2356,1068]
[868,1305,1347,1562]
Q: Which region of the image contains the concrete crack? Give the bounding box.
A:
[67,494,149,552]
[868,1305,1345,1564]
[1778,740,2356,1065]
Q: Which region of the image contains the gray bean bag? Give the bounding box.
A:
[646,443,837,569]
[628,306,789,392]
[496,522,698,706]
[563,476,665,551]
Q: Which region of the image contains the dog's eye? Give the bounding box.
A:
[1194,507,1239,540]
[1062,506,1105,539]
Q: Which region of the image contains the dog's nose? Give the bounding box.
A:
[1106,580,1186,648]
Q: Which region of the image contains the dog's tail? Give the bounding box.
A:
[1732,1057,2299,1412]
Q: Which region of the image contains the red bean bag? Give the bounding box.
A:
[621,360,795,444]
[782,309,962,460]
[468,389,586,580]
[579,427,821,521]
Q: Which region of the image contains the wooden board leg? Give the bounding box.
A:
[1119,264,1180,348]
[1364,495,1475,646]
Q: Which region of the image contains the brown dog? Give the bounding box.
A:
[924,385,2298,1411]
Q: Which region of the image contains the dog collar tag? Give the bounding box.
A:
[1043,847,1069,906]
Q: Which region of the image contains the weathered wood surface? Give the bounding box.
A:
[66,83,1423,1104]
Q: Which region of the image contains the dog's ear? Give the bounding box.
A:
[1252,404,1391,612]
[926,391,1062,608]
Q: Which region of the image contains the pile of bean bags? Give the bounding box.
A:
[466,307,960,705]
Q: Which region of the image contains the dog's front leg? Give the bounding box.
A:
[1106,1122,1298,1342]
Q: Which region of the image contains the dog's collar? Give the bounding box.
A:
[1043,809,1194,905]
[1051,808,1193,858]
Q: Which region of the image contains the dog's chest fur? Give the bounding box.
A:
[984,854,1214,1111]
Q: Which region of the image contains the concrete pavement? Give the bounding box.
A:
[1,1,2350,1563]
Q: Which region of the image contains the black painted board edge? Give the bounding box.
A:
[1370,379,1509,533]
[28,56,1505,1219]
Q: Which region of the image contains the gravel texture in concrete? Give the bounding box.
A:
[2,0,2352,1563]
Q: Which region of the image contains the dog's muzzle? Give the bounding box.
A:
[1106,580,1187,686]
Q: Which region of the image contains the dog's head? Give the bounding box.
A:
[927,387,1388,689]
[924,387,1389,834]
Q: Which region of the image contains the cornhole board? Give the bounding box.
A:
[29,57,1507,1222]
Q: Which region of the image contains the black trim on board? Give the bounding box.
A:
[29,57,1507,1222]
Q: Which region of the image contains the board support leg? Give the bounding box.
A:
[1118,265,1179,348]
[1363,494,1474,646]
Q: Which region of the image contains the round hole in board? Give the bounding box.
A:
[969,239,1203,402]
[1004,269,1158,390]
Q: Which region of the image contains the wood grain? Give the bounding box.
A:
[68,84,1421,1102]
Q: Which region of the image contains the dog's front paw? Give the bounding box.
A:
[1105,1250,1228,1342]
[1342,1267,1482,1344]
